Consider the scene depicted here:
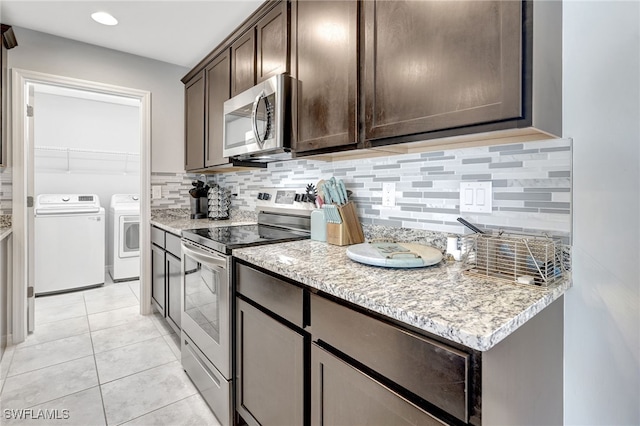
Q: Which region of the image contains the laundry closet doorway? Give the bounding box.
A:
[11,69,152,342]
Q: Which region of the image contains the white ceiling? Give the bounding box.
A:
[0,0,265,68]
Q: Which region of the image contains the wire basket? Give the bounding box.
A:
[461,233,565,286]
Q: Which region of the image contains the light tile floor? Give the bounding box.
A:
[0,275,221,426]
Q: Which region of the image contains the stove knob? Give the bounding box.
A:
[294,193,303,202]
[263,193,271,200]
[257,192,264,200]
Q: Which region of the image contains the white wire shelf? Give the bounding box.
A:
[34,145,140,175]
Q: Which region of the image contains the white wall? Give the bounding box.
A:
[563,2,640,424]
[8,27,189,173]
[34,91,140,212]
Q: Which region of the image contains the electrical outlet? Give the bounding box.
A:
[152,185,162,199]
[382,183,396,207]
[459,181,492,213]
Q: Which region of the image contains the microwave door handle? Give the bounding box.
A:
[251,91,265,147]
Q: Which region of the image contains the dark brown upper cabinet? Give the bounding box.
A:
[1,25,17,167]
[291,0,358,153]
[231,30,256,97]
[362,0,523,143]
[184,71,205,171]
[205,50,232,167]
[232,1,289,97]
[256,2,289,83]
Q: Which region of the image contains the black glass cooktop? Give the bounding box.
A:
[181,224,309,254]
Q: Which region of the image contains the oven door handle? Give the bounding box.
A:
[181,241,227,269]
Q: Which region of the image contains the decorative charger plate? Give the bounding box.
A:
[346,242,443,268]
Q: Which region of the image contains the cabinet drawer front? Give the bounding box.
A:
[236,299,305,426]
[181,334,232,426]
[165,232,181,257]
[236,264,303,328]
[311,294,469,423]
[312,344,445,426]
[150,226,165,248]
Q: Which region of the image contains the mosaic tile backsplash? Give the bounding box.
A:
[150,172,193,210]
[153,138,572,239]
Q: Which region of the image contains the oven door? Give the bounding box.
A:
[181,240,231,380]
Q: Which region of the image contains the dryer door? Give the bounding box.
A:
[119,215,140,258]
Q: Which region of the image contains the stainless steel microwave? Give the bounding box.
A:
[223,74,294,162]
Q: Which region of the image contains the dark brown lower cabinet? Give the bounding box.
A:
[311,344,444,426]
[236,298,305,426]
[151,226,181,334]
[166,252,181,331]
[234,262,480,425]
[151,244,166,316]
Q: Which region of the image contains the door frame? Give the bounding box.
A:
[11,68,152,343]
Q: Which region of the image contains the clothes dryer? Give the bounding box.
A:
[109,194,140,282]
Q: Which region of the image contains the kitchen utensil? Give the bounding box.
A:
[457,217,485,234]
[319,182,330,204]
[305,183,317,203]
[310,209,326,242]
[346,242,443,268]
[323,204,342,224]
[337,202,364,244]
[316,179,326,203]
[337,179,348,204]
[326,181,342,206]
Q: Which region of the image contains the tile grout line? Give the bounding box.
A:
[15,385,103,412]
[98,358,180,387]
[92,333,169,358]
[4,332,94,378]
[113,393,200,426]
[13,313,91,349]
[85,290,110,426]
[0,347,16,396]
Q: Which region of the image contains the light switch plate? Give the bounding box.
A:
[459,182,492,213]
[152,185,162,199]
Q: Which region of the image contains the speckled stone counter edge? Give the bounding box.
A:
[150,208,258,235]
[233,240,571,352]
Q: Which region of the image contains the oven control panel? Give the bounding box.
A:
[255,188,315,215]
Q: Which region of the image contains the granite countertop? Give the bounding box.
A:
[233,240,571,352]
[150,209,256,235]
[0,226,12,241]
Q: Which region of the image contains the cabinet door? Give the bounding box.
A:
[236,298,304,426]
[205,50,231,167]
[166,252,181,333]
[311,344,445,426]
[151,244,166,315]
[256,1,289,83]
[363,0,523,141]
[292,0,357,152]
[184,71,205,171]
[231,30,256,96]
[1,35,5,166]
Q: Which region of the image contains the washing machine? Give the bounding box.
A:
[35,194,105,295]
[109,194,140,282]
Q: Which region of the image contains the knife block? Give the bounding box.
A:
[326,202,364,246]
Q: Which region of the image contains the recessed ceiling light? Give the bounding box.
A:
[91,11,118,26]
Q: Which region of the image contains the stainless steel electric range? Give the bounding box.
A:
[179,188,314,426]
